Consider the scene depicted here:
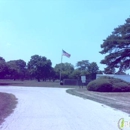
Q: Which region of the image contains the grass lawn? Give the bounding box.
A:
[0,79,76,88]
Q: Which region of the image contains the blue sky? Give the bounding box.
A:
[0,0,130,71]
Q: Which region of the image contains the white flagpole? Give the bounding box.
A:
[60,52,63,81]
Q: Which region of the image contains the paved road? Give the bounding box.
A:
[0,86,129,130]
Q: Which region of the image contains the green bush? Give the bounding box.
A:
[112,82,130,92]
[87,76,130,92]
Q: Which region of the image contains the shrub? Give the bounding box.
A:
[112,82,130,92]
[87,76,130,92]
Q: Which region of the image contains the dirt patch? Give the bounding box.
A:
[0,92,17,124]
[66,88,130,114]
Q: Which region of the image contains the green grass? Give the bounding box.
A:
[0,79,76,88]
[87,76,130,92]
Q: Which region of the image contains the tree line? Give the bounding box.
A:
[0,55,100,81]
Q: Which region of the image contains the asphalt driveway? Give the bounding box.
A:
[0,86,129,130]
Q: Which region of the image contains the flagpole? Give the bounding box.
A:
[60,53,63,81]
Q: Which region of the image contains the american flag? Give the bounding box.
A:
[62,50,71,58]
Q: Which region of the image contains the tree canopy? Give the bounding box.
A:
[7,59,26,80]
[104,67,115,74]
[27,55,52,81]
[54,63,74,79]
[76,60,89,71]
[0,57,8,78]
[100,17,130,72]
[76,60,99,75]
[88,62,99,74]
[0,55,100,81]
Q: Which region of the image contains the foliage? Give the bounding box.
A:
[28,55,52,81]
[88,62,99,73]
[7,59,26,80]
[104,67,115,74]
[76,60,99,75]
[49,68,56,81]
[54,63,74,79]
[87,76,130,92]
[115,71,126,75]
[0,55,100,81]
[76,60,89,71]
[0,57,8,78]
[70,69,81,79]
[100,17,130,72]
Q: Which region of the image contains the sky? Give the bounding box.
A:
[0,0,130,71]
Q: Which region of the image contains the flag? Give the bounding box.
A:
[62,50,71,58]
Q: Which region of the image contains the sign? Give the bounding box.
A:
[81,76,86,83]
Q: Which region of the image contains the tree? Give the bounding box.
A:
[28,55,52,82]
[0,57,8,78]
[70,69,81,79]
[42,59,53,81]
[49,67,56,81]
[16,60,26,80]
[76,60,99,75]
[7,59,26,80]
[76,60,89,71]
[88,62,99,74]
[104,67,115,74]
[7,61,18,80]
[100,17,130,72]
[115,71,126,75]
[54,63,74,79]
[76,60,90,75]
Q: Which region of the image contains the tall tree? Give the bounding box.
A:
[88,62,99,74]
[100,17,130,72]
[7,59,26,80]
[76,60,99,74]
[54,63,74,79]
[16,60,26,80]
[0,57,8,78]
[49,67,56,81]
[76,60,89,71]
[70,69,81,79]
[28,55,52,81]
